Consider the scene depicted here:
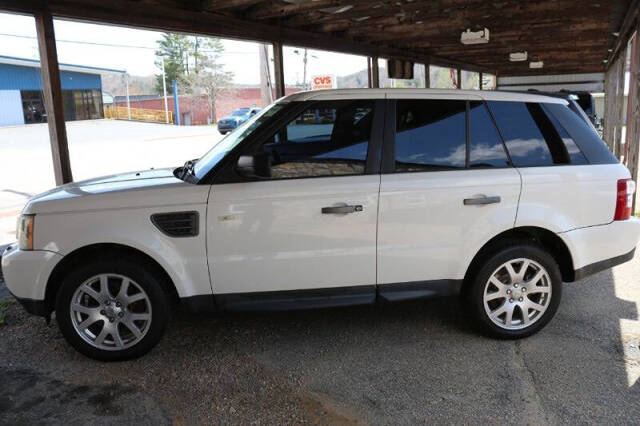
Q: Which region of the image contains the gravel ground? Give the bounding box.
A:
[0,250,639,424]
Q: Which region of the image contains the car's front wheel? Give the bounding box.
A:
[55,258,171,361]
[467,242,562,338]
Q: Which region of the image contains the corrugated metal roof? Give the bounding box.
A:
[0,55,125,74]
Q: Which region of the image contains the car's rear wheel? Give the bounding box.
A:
[467,243,562,338]
[56,259,170,361]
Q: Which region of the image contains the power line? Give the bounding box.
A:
[0,32,257,54]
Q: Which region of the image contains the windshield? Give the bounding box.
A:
[231,109,249,117]
[193,103,286,179]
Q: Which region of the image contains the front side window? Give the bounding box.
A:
[395,100,466,171]
[193,103,286,179]
[246,100,374,179]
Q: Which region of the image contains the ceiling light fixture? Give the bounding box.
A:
[460,28,490,45]
[509,51,528,62]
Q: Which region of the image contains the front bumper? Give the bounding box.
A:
[217,123,237,132]
[559,218,640,280]
[1,244,63,316]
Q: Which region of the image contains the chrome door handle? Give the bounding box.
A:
[463,195,501,206]
[321,205,363,214]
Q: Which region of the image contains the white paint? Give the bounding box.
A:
[378,169,521,283]
[207,175,379,293]
[0,90,24,126]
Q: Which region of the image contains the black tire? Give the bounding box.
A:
[55,258,171,361]
[466,242,562,339]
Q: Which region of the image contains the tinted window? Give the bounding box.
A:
[487,101,554,167]
[469,102,509,168]
[251,100,374,179]
[395,100,466,171]
[540,103,587,165]
[544,102,617,165]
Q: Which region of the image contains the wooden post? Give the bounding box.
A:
[614,52,627,158]
[425,64,430,88]
[367,57,372,88]
[457,68,462,89]
[371,56,380,88]
[272,41,285,98]
[479,72,483,90]
[626,31,640,212]
[35,9,73,185]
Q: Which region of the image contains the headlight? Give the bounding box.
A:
[17,214,34,250]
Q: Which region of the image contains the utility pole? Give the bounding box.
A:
[302,48,308,90]
[259,44,273,106]
[161,57,169,123]
[125,73,131,120]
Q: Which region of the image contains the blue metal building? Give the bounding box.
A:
[0,55,123,126]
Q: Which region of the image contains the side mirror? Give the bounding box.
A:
[236,153,271,179]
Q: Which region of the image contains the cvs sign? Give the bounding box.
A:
[312,74,336,90]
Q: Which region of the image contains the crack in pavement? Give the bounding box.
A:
[512,341,554,426]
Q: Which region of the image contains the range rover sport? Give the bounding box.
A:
[2,89,639,361]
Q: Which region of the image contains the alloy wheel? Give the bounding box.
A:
[69,273,152,351]
[483,258,552,330]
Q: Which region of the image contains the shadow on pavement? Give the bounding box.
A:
[0,265,638,424]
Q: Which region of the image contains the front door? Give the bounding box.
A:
[207,99,383,310]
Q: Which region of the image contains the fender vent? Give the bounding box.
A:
[151,211,199,237]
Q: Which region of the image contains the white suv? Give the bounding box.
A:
[3,89,639,361]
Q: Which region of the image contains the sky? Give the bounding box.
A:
[0,12,369,85]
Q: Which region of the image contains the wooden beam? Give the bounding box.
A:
[606,0,640,68]
[35,8,73,185]
[273,41,285,98]
[425,63,430,88]
[371,56,379,88]
[0,0,491,74]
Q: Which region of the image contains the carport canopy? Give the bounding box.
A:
[0,0,636,184]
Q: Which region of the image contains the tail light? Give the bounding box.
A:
[614,179,636,221]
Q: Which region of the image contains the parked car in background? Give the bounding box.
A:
[3,88,639,361]
[217,107,261,134]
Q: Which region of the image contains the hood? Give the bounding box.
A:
[23,168,209,215]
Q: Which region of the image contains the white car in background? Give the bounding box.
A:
[2,88,639,361]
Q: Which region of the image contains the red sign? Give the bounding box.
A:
[312,75,335,90]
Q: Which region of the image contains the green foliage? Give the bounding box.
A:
[154,33,234,121]
[154,33,193,94]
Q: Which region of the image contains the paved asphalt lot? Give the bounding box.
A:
[0,247,639,424]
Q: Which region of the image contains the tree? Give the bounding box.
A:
[180,37,234,123]
[154,33,192,94]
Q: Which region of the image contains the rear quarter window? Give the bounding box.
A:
[486,101,554,167]
[542,103,618,165]
[487,100,591,167]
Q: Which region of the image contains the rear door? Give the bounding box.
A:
[377,95,522,298]
[487,100,618,231]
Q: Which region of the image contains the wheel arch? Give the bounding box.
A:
[44,243,179,314]
[462,226,575,293]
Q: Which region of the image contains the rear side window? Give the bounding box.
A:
[543,103,618,164]
[469,101,509,168]
[540,104,587,165]
[487,101,588,167]
[395,100,466,171]
[487,101,554,167]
